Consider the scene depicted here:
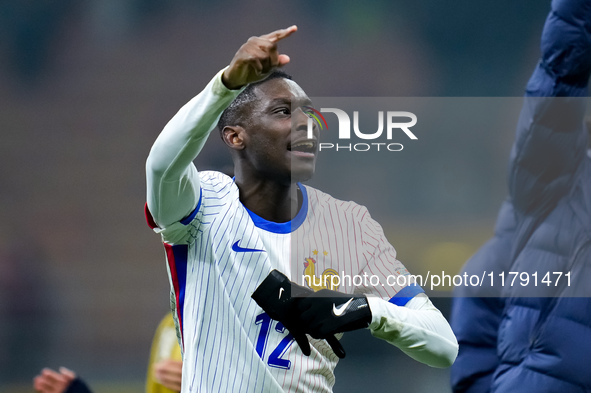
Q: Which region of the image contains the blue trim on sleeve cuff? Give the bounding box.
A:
[180,188,202,225]
[389,283,425,307]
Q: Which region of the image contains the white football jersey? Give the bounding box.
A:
[147,170,420,393]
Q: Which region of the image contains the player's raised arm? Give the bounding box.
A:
[145,26,297,229]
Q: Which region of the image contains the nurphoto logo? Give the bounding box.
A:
[305,106,418,152]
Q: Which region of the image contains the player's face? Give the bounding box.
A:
[242,78,319,184]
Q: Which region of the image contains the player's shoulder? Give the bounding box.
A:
[303,184,371,221]
[199,170,238,196]
[199,170,233,186]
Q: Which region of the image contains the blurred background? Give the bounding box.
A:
[0,0,552,392]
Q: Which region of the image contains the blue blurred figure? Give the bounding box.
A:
[451,0,591,391]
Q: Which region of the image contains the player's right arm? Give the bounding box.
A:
[146,26,297,228]
[146,69,242,228]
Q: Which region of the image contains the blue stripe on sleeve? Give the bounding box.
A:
[180,187,203,225]
[389,283,425,306]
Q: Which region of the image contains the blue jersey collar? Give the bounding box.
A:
[242,183,308,234]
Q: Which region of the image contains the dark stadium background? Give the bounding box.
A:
[0,1,550,392]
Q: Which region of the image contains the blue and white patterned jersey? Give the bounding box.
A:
[145,68,457,393]
[149,169,418,393]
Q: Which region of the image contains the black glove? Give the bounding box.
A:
[252,270,346,358]
[294,289,372,339]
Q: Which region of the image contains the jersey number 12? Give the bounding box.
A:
[255,312,294,370]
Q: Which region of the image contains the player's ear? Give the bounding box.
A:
[222,125,246,151]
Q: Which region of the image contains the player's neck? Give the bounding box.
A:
[235,176,302,223]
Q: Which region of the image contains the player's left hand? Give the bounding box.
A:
[294,289,372,339]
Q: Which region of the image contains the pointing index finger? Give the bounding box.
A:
[262,25,298,43]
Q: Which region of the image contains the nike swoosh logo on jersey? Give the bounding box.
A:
[279,287,284,299]
[333,298,354,317]
[231,240,265,253]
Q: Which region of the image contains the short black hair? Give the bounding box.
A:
[217,70,293,132]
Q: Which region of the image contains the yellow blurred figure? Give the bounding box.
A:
[146,313,183,393]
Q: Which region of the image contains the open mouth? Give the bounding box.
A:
[288,140,317,154]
